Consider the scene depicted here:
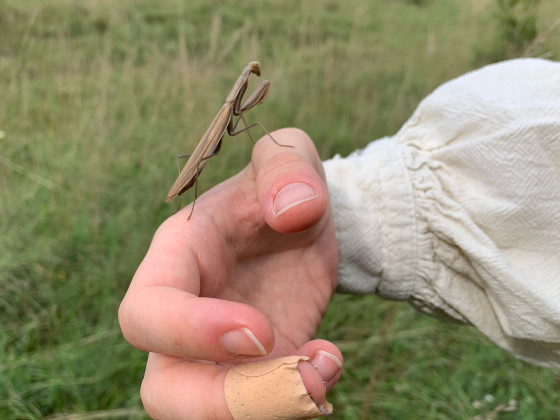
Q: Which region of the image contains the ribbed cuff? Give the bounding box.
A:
[323,137,417,299]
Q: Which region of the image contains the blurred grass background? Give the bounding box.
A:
[1,0,560,418]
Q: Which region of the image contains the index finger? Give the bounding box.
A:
[118,215,275,360]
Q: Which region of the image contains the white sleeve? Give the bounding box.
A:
[323,58,560,368]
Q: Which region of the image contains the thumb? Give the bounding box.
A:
[252,128,329,233]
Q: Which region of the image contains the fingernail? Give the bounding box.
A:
[311,350,343,383]
[273,182,318,216]
[221,328,268,356]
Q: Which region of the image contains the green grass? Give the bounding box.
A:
[1,0,559,418]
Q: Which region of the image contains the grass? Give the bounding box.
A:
[1,0,559,418]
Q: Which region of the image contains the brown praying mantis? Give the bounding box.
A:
[165,61,291,219]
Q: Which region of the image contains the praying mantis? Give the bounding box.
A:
[165,61,291,219]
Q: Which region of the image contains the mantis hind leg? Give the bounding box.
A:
[229,116,294,148]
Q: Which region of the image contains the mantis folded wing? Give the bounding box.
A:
[165,61,290,219]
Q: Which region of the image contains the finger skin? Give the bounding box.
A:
[119,221,276,359]
[141,341,343,420]
[141,353,233,420]
[120,288,275,360]
[297,340,344,393]
[252,127,329,233]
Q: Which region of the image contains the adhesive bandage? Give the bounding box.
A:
[224,355,332,419]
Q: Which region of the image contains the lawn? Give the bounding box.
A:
[1,0,559,418]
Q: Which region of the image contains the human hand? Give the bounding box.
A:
[119,128,343,419]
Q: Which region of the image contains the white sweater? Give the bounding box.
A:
[323,58,560,368]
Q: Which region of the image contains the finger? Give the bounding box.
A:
[120,287,274,359]
[141,341,343,420]
[230,339,343,402]
[141,353,232,420]
[297,339,344,392]
[119,219,274,359]
[252,127,329,233]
